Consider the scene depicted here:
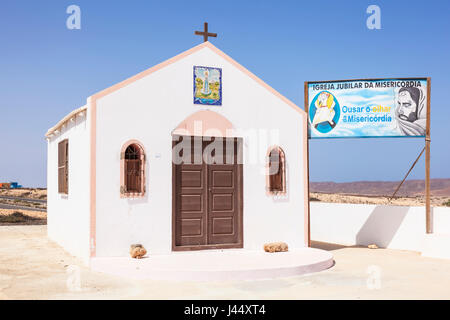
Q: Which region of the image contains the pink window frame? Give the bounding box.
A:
[120,140,146,198]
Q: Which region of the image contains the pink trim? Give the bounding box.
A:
[204,43,307,119]
[89,99,97,257]
[92,42,210,100]
[303,115,309,247]
[120,140,146,198]
[88,41,310,257]
[91,41,305,121]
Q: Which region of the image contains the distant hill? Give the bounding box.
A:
[310,179,450,197]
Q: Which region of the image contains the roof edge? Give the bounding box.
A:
[46,41,306,138]
[89,41,305,118]
[204,42,306,118]
[91,41,210,101]
[45,105,87,138]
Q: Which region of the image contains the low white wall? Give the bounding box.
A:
[433,207,450,235]
[310,202,450,253]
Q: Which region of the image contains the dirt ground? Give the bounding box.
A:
[0,209,46,220]
[0,188,46,200]
[0,209,46,225]
[1,225,450,300]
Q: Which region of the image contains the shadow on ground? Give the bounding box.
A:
[311,240,364,251]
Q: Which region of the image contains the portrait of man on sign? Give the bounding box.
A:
[395,87,427,136]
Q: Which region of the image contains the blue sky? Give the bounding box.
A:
[0,0,449,187]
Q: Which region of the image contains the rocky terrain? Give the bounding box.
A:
[310,178,450,207]
[310,179,450,197]
[310,192,450,207]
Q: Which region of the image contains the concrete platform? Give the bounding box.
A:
[90,248,334,281]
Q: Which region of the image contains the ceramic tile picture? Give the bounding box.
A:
[194,66,222,105]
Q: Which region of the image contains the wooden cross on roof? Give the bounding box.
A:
[195,22,217,42]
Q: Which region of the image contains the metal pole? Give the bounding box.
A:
[304,82,311,247]
[389,146,425,201]
[426,78,432,233]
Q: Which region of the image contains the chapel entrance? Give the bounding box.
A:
[172,135,243,251]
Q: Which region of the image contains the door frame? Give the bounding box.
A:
[172,136,243,252]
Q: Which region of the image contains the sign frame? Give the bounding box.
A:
[306,77,429,139]
[304,77,432,244]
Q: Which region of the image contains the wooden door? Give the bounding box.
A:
[173,136,242,250]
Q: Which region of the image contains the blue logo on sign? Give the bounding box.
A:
[309,91,340,133]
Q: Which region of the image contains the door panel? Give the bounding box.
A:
[208,164,239,244]
[175,163,207,246]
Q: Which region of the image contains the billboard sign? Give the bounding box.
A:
[306,78,429,138]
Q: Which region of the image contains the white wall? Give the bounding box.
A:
[311,202,450,253]
[47,110,91,265]
[94,46,306,257]
[433,207,450,234]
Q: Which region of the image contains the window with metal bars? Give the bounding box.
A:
[267,146,286,194]
[58,139,69,194]
[120,142,145,197]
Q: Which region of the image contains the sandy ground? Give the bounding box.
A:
[0,209,46,226]
[0,188,46,200]
[311,192,450,207]
[0,188,47,213]
[1,225,450,300]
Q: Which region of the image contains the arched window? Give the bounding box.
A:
[120,141,145,197]
[267,146,286,195]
